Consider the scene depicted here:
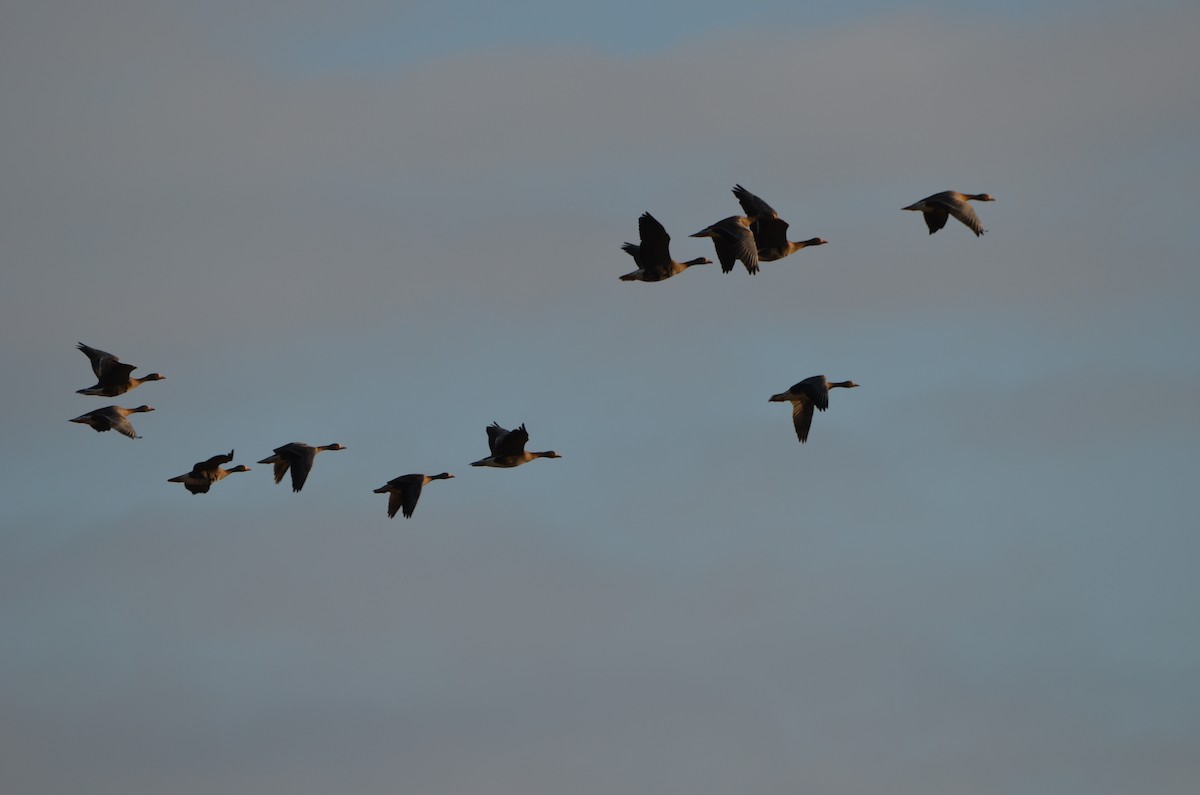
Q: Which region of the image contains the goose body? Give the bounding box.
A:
[768,375,859,444]
[76,342,165,396]
[619,212,712,282]
[732,185,828,262]
[690,215,760,275]
[168,450,251,494]
[258,442,346,492]
[373,472,454,518]
[470,422,561,468]
[69,405,154,439]
[902,191,994,236]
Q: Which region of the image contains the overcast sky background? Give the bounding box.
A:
[2,1,1198,793]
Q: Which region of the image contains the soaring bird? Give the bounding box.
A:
[690,215,760,275]
[768,375,859,444]
[168,450,251,494]
[69,405,155,439]
[902,191,994,236]
[373,473,455,519]
[619,212,712,282]
[732,184,828,262]
[258,442,347,492]
[76,342,165,396]
[470,422,561,468]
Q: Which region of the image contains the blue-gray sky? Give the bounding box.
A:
[2,1,1198,793]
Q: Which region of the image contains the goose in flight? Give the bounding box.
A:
[470,422,561,468]
[690,215,760,275]
[69,405,155,439]
[769,376,859,444]
[76,343,165,397]
[373,472,455,518]
[258,442,347,492]
[168,450,251,494]
[620,212,712,282]
[732,185,828,261]
[902,191,994,236]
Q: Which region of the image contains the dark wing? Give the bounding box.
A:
[77,343,137,394]
[922,208,950,234]
[95,359,137,387]
[485,423,509,455]
[381,475,424,518]
[192,450,235,478]
[707,236,739,272]
[287,446,318,492]
[750,216,791,256]
[732,184,778,220]
[636,212,672,279]
[184,479,212,494]
[260,443,303,484]
[794,375,830,411]
[708,218,760,274]
[493,423,530,458]
[77,343,119,379]
[385,489,405,518]
[790,398,817,444]
[399,477,424,519]
[620,242,642,265]
[74,408,112,431]
[270,458,292,484]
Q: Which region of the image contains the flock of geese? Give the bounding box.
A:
[68,187,993,519]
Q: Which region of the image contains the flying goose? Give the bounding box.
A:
[258,442,347,492]
[374,472,455,518]
[168,450,251,494]
[769,375,859,444]
[732,184,828,261]
[619,212,712,282]
[470,422,561,468]
[902,191,994,236]
[690,215,760,275]
[76,342,165,396]
[69,405,155,439]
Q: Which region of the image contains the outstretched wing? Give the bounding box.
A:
[790,399,816,443]
[944,200,985,236]
[77,343,119,379]
[259,444,302,484]
[192,450,235,477]
[636,212,672,279]
[485,423,509,455]
[750,216,791,255]
[107,410,141,440]
[922,208,950,234]
[399,479,424,519]
[287,447,317,492]
[493,423,530,458]
[732,184,778,220]
[698,217,759,274]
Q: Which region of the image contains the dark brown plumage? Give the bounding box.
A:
[619,212,712,282]
[470,422,561,468]
[258,442,347,492]
[76,342,165,396]
[68,404,155,439]
[732,184,828,262]
[902,191,994,236]
[768,375,859,444]
[168,450,251,494]
[373,472,454,518]
[690,215,760,275]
